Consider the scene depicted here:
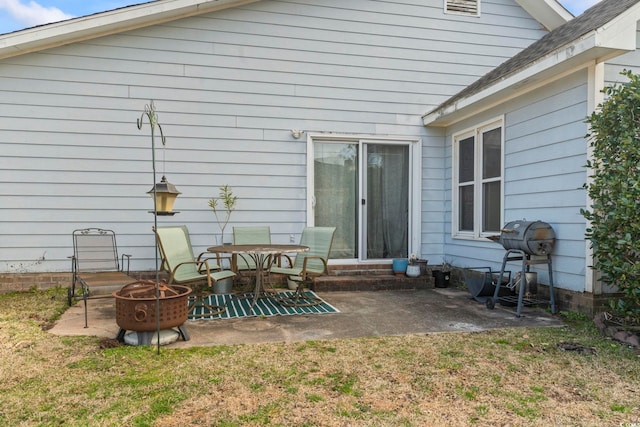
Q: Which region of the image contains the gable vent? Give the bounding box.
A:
[446,0,479,15]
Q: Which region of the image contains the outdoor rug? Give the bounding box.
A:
[188,291,340,320]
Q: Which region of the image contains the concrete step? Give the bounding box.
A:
[330,268,392,277]
[328,263,392,276]
[292,263,436,292]
[312,273,433,292]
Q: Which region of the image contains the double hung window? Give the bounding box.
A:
[453,118,503,238]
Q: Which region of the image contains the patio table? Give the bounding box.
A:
[207,244,309,311]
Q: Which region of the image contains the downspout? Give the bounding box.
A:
[585,61,605,294]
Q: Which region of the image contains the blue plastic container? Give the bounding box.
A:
[392,259,409,274]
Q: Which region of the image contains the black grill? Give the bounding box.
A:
[495,220,555,256]
[484,220,557,317]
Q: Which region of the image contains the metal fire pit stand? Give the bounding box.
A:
[486,249,556,317]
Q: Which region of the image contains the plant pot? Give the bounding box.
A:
[406,264,421,278]
[392,259,409,275]
[432,270,450,288]
[213,277,233,294]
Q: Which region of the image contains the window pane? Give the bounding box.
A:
[458,136,474,183]
[459,184,474,231]
[482,181,501,232]
[314,143,358,258]
[482,128,501,179]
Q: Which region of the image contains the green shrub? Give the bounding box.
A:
[582,69,640,323]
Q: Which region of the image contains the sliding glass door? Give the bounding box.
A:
[313,139,412,261]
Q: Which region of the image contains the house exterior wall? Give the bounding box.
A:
[0,0,550,273]
[604,31,640,90]
[604,30,640,85]
[442,70,590,292]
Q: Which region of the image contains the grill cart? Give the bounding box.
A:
[486,220,557,317]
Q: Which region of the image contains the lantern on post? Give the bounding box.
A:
[138,101,181,216]
[148,175,180,215]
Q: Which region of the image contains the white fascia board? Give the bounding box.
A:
[0,0,260,60]
[423,33,633,127]
[515,0,573,30]
[593,5,640,50]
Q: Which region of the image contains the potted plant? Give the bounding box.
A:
[208,184,238,245]
[406,253,421,277]
[208,185,237,294]
[432,261,451,288]
[392,258,409,275]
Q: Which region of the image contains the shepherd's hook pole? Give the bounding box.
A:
[137,100,166,355]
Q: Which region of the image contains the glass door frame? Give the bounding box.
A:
[307,133,422,264]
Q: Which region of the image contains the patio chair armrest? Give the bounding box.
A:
[121,253,132,274]
[172,260,210,276]
[196,251,230,267]
[193,258,225,274]
[168,260,211,286]
[275,253,293,268]
[301,256,328,278]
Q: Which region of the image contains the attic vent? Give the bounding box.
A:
[445,0,479,16]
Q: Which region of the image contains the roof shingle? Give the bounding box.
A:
[428,0,640,115]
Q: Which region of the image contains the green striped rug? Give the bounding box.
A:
[188,291,339,320]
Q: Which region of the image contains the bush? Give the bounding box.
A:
[582,69,640,323]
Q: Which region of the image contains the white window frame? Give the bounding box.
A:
[444,0,480,17]
[452,116,504,240]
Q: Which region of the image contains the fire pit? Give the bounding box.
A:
[114,280,191,345]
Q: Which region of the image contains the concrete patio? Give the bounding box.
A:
[49,287,563,347]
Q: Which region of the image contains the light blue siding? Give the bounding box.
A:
[604,30,640,85]
[442,71,590,292]
[0,0,550,272]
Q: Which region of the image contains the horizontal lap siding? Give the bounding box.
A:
[604,30,640,84]
[0,0,548,272]
[444,71,590,292]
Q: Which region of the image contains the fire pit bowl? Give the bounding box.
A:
[113,280,192,332]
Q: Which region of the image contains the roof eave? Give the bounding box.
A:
[0,0,260,60]
[423,24,637,127]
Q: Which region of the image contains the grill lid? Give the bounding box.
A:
[493,220,555,256]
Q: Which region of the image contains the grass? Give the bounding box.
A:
[1,287,639,426]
